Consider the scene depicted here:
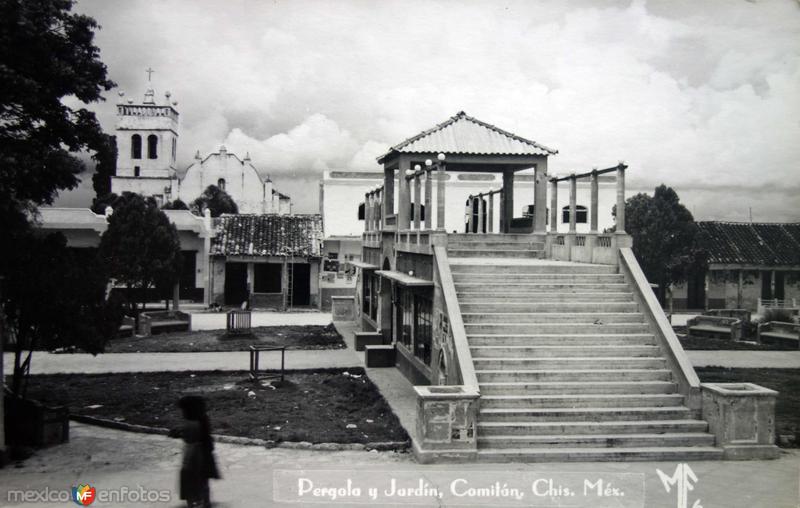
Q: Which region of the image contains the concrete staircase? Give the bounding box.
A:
[447,235,722,462]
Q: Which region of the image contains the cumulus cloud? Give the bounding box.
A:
[55,0,799,218]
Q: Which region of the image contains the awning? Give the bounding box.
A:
[349,260,379,270]
[375,270,434,287]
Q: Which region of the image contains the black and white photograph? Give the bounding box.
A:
[1,0,799,506]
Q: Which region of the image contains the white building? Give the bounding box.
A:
[111,87,290,213]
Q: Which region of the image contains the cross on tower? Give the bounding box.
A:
[146,67,154,82]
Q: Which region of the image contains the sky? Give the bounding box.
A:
[56,0,800,221]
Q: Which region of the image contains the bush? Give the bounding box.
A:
[763,308,797,323]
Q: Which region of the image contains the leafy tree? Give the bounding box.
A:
[91,133,117,199]
[613,185,706,300]
[90,191,120,215]
[162,198,189,211]
[99,193,182,324]
[191,185,238,217]
[0,0,115,241]
[5,233,123,396]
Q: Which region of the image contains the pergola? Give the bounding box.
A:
[373,112,557,234]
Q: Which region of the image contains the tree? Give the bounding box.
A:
[5,233,124,396]
[0,0,115,241]
[191,185,238,217]
[91,133,117,199]
[99,193,182,324]
[613,185,706,300]
[162,198,189,211]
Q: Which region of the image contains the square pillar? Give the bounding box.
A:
[550,179,558,233]
[616,164,626,233]
[590,168,599,233]
[534,159,548,233]
[436,158,446,231]
[487,193,494,233]
[569,174,577,233]
[398,158,411,230]
[501,170,514,233]
[383,167,394,227]
[424,171,432,230]
[413,175,421,230]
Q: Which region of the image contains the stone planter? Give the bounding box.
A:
[701,383,780,459]
[5,395,69,448]
[331,296,355,322]
[413,385,479,463]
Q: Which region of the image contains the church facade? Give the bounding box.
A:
[111,87,291,214]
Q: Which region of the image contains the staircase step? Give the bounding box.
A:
[450,264,618,275]
[464,322,647,333]
[475,446,724,462]
[458,292,634,302]
[479,406,693,422]
[448,249,542,258]
[478,380,678,395]
[478,432,715,449]
[470,345,660,358]
[473,357,666,370]
[478,419,708,436]
[447,233,546,243]
[447,241,545,250]
[476,369,673,382]
[463,313,644,324]
[480,393,684,409]
[453,281,629,290]
[467,333,656,346]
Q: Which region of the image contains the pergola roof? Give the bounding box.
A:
[377,111,557,164]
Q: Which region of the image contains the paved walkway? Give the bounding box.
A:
[1,423,797,507]
[189,310,332,330]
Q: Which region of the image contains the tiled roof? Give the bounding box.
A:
[377,111,557,163]
[697,221,800,266]
[211,214,323,257]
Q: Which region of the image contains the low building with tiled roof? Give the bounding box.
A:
[671,221,800,312]
[210,214,323,309]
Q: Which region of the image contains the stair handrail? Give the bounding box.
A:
[618,247,701,408]
[433,245,479,391]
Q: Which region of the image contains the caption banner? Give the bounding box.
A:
[273,469,645,506]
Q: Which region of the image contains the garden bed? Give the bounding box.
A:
[674,326,795,350]
[19,368,408,445]
[696,367,800,445]
[103,324,345,353]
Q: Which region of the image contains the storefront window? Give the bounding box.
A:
[414,295,432,365]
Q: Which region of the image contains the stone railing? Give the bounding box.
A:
[396,229,432,255]
[362,231,381,248]
[618,248,702,409]
[547,232,630,265]
[413,246,479,463]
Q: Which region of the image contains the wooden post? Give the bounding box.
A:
[383,167,394,228]
[590,168,599,233]
[424,170,432,230]
[413,174,421,230]
[436,155,446,232]
[487,192,494,233]
[534,159,548,233]
[502,170,514,233]
[616,164,626,233]
[550,179,558,233]
[569,174,577,233]
[398,159,411,230]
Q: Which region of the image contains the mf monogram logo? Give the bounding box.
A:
[657,463,702,508]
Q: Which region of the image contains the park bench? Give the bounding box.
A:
[705,308,751,324]
[117,316,135,338]
[138,310,191,336]
[757,321,800,349]
[687,315,743,341]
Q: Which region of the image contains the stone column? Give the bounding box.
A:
[550,178,558,233]
[364,193,371,231]
[467,196,474,233]
[424,170,432,230]
[398,159,411,230]
[569,174,577,233]
[616,164,626,233]
[534,159,548,233]
[502,170,514,233]
[383,167,394,228]
[477,195,485,233]
[436,155,446,232]
[590,168,599,233]
[413,173,421,230]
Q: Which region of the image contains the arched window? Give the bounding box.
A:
[217,178,226,191]
[562,205,588,224]
[357,203,365,220]
[131,134,142,159]
[147,134,158,159]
